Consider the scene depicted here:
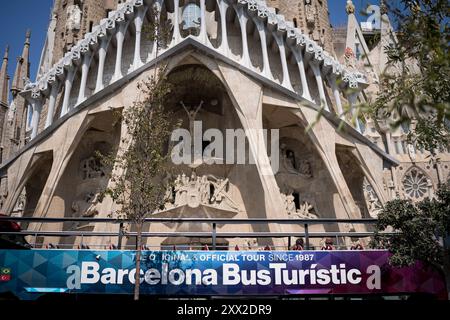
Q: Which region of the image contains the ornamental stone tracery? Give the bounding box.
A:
[362,177,382,218]
[402,168,432,200]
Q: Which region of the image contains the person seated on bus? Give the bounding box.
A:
[106,243,117,250]
[350,243,364,250]
[291,238,304,250]
[234,245,240,251]
[350,237,364,250]
[263,245,271,251]
[321,238,334,250]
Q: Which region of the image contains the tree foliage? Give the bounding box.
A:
[100,70,176,224]
[98,68,179,300]
[370,0,450,152]
[371,182,450,270]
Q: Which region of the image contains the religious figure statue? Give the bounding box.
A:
[66,5,82,31]
[362,177,383,217]
[7,100,16,123]
[180,100,204,136]
[200,175,210,204]
[407,143,416,162]
[13,192,26,215]
[285,193,296,214]
[305,0,316,26]
[283,192,318,219]
[279,144,313,178]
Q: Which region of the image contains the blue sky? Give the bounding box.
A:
[0,0,379,82]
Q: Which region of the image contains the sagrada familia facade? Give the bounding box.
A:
[0,0,448,249]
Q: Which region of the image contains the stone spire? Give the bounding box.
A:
[0,46,9,107]
[11,30,31,96]
[378,0,396,75]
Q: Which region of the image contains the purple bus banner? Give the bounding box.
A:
[0,249,447,300]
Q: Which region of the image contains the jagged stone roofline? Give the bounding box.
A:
[24,0,367,98]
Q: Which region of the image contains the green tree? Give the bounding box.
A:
[98,4,177,301]
[368,0,450,152]
[99,70,178,300]
[371,182,450,297]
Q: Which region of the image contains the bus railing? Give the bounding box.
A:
[0,216,393,250]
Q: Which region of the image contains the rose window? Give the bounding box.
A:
[402,169,429,199]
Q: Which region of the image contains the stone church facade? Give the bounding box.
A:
[0,0,448,250]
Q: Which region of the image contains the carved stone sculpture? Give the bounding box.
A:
[362,177,383,218]
[66,5,82,31]
[71,191,100,218]
[80,156,105,180]
[282,192,317,219]
[167,172,238,211]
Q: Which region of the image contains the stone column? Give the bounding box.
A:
[133,5,148,70]
[235,6,251,68]
[218,0,229,56]
[310,62,329,111]
[327,75,344,118]
[95,36,111,93]
[291,47,311,101]
[199,0,208,45]
[30,95,43,139]
[347,92,361,133]
[254,19,272,80]
[45,81,60,128]
[77,51,93,104]
[218,62,288,249]
[172,0,181,45]
[273,32,293,90]
[112,21,130,82]
[60,67,76,117]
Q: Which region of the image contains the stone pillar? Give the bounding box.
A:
[273,33,293,90]
[293,106,363,224]
[236,6,251,68]
[347,92,361,133]
[133,5,148,70]
[254,19,272,80]
[172,0,182,45]
[291,47,311,101]
[60,67,76,117]
[77,51,93,104]
[199,0,209,45]
[45,81,60,128]
[218,0,229,56]
[327,75,344,118]
[30,95,43,139]
[310,62,329,111]
[95,36,111,93]
[112,21,130,82]
[218,62,288,248]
